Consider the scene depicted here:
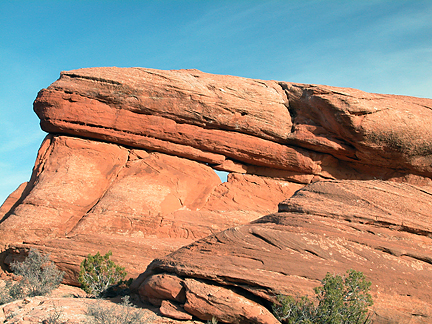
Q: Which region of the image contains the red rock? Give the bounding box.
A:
[33,67,432,183]
[160,300,193,321]
[0,182,27,221]
[35,86,318,173]
[182,278,279,324]
[68,151,221,237]
[1,134,302,285]
[135,180,432,323]
[139,274,185,305]
[203,173,304,217]
[282,82,432,177]
[0,135,129,246]
[2,67,432,323]
[0,134,228,283]
[38,67,291,142]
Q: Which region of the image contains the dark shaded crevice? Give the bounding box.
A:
[373,247,432,266]
[372,221,432,238]
[277,82,297,133]
[62,72,122,85]
[403,253,432,265]
[304,249,323,258]
[184,276,278,317]
[249,231,283,250]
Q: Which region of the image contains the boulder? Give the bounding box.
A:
[33,67,432,183]
[160,300,193,321]
[134,180,432,323]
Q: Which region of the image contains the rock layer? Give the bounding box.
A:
[1,67,432,322]
[0,134,300,284]
[33,67,432,183]
[134,180,432,323]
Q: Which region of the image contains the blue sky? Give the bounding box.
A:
[1,0,432,204]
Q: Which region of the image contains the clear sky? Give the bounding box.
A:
[1,0,432,205]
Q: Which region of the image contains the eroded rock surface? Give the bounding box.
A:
[0,134,299,284]
[134,180,432,323]
[0,282,198,324]
[1,67,432,323]
[33,67,432,183]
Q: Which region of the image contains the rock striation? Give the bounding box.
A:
[1,67,432,322]
[33,67,432,184]
[1,134,296,283]
[133,180,432,323]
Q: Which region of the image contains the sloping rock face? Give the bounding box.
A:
[0,67,432,321]
[1,134,297,283]
[134,180,432,323]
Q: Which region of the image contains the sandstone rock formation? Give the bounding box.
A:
[1,134,297,284]
[1,67,432,322]
[33,67,432,184]
[0,282,193,324]
[134,180,432,323]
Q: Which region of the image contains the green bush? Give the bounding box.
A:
[78,251,127,297]
[273,269,373,324]
[0,248,64,305]
[273,295,316,323]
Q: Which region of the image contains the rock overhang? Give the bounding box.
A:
[33,67,432,184]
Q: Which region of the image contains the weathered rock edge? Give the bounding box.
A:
[0,134,301,284]
[34,67,432,184]
[132,180,432,323]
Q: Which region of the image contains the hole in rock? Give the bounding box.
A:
[214,170,228,183]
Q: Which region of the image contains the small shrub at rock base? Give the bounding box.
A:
[86,295,151,324]
[0,280,23,305]
[1,249,63,305]
[273,295,316,323]
[273,269,373,324]
[42,301,65,324]
[206,317,218,324]
[78,251,127,297]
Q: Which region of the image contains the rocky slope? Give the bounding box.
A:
[1,67,432,322]
[0,281,199,323]
[134,180,432,323]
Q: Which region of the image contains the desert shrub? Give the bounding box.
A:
[1,249,63,305]
[0,280,23,305]
[78,251,127,297]
[273,295,316,323]
[9,248,64,299]
[86,295,150,324]
[273,269,373,324]
[42,301,65,324]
